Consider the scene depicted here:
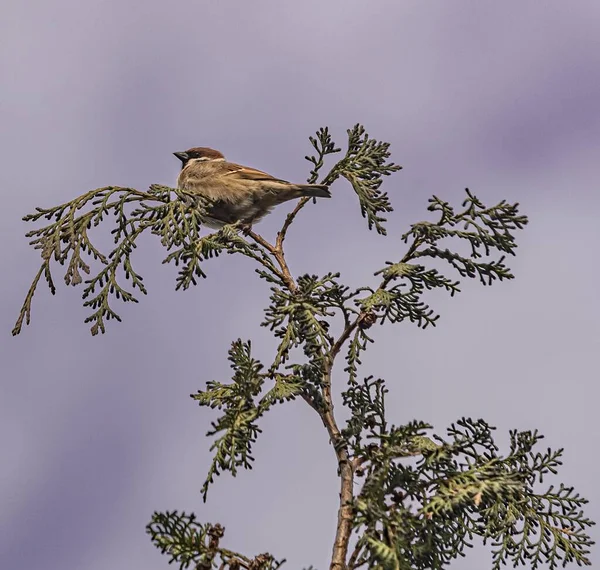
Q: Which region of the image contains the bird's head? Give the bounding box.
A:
[173,147,225,167]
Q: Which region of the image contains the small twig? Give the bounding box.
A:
[346,539,366,570]
[246,230,277,256]
[328,232,426,358]
[330,314,364,362]
[276,197,311,252]
[247,230,297,293]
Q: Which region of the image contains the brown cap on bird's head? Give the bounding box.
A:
[173,147,225,165]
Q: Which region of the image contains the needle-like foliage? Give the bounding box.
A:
[14,125,594,570]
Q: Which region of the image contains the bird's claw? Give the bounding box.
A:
[239,223,253,236]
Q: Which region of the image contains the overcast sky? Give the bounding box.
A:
[1,1,598,569]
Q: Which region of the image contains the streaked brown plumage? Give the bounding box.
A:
[174,147,331,228]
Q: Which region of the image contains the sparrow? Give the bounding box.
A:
[173,147,331,229]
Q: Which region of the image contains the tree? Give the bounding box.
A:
[13,125,594,570]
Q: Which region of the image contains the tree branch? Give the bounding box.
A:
[321,228,434,569]
[258,205,356,569]
[247,230,297,293]
[319,370,354,570]
[276,197,311,252]
[347,539,366,570]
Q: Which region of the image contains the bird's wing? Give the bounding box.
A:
[219,162,290,184]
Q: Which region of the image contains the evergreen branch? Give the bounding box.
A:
[347,538,369,570]
[324,124,402,235]
[147,511,283,570]
[275,127,342,250]
[343,326,373,384]
[223,229,287,286]
[262,274,337,372]
[486,484,595,570]
[247,230,296,292]
[13,186,154,335]
[352,419,594,570]
[322,365,355,570]
[326,189,528,360]
[341,376,389,452]
[14,124,592,570]
[402,189,528,281]
[305,126,342,185]
[12,265,45,336]
[192,341,305,501]
[258,374,304,409]
[14,184,289,334]
[162,231,226,290]
[192,340,265,501]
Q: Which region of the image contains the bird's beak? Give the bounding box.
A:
[173,151,189,162]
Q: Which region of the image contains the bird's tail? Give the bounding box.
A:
[296,184,331,198]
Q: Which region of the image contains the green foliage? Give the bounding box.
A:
[263,272,355,370]
[351,416,594,570]
[147,511,284,570]
[13,184,208,335]
[319,124,402,235]
[402,190,528,284]
[12,186,279,335]
[14,124,594,569]
[191,340,304,501]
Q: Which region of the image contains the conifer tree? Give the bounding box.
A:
[13,125,595,570]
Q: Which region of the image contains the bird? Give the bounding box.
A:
[173,147,331,229]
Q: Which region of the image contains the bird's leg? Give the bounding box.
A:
[239,222,253,236]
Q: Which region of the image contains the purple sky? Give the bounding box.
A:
[2,1,599,569]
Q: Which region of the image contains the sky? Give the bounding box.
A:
[1,1,599,569]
